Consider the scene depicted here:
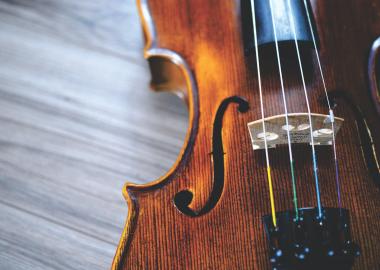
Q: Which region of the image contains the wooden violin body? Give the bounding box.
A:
[113,0,380,269]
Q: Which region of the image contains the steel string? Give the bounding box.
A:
[286,0,323,218]
[268,0,300,221]
[250,0,278,227]
[302,0,342,212]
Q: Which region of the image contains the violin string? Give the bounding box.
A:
[302,0,342,212]
[287,0,322,218]
[250,0,277,227]
[268,0,299,220]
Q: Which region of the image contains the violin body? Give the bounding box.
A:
[113,0,380,269]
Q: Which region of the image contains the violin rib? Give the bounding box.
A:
[113,1,380,269]
[112,0,199,269]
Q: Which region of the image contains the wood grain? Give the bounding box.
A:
[0,0,188,269]
[114,0,380,269]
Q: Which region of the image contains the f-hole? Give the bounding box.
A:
[173,96,249,217]
[368,36,380,117]
[322,90,380,189]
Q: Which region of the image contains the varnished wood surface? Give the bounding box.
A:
[0,1,188,269]
[114,0,380,269]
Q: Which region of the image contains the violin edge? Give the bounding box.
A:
[111,1,200,269]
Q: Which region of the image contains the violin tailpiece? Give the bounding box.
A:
[263,207,360,270]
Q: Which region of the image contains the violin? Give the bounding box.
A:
[113,0,380,269]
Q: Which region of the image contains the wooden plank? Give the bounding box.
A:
[0,0,188,269]
[0,202,115,270]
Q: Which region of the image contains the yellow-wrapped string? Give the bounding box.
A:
[267,166,277,227]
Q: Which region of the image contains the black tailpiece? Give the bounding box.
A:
[263,208,360,270]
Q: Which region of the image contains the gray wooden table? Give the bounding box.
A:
[0,1,187,269]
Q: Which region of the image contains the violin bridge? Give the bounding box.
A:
[247,113,344,151]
